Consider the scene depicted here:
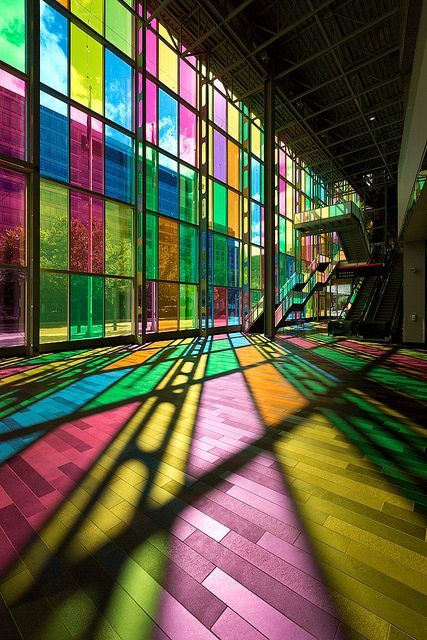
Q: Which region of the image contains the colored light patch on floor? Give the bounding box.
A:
[0,331,426,640]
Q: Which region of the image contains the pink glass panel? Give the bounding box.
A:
[70,192,104,273]
[146,27,157,76]
[0,168,25,266]
[146,280,157,332]
[213,89,226,130]
[213,286,227,327]
[279,178,286,215]
[180,59,196,107]
[279,148,286,176]
[70,107,104,193]
[179,104,196,166]
[145,79,157,144]
[213,130,226,183]
[0,68,25,160]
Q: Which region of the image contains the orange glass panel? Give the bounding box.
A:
[158,217,178,281]
[227,140,240,190]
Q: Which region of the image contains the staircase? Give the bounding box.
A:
[294,201,371,262]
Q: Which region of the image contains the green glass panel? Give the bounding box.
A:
[105,201,134,277]
[179,223,198,283]
[146,146,158,212]
[106,0,133,57]
[213,181,227,234]
[214,233,227,286]
[279,216,286,254]
[179,165,198,224]
[70,274,103,340]
[71,0,103,34]
[179,284,197,330]
[250,245,261,289]
[0,0,25,72]
[71,24,103,114]
[146,213,158,280]
[40,272,68,344]
[40,181,68,270]
[105,277,133,336]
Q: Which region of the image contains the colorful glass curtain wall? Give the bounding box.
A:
[0,1,360,350]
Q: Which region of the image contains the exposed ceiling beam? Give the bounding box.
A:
[148,0,175,23]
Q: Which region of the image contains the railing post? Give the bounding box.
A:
[264,58,275,339]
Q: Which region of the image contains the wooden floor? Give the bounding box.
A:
[0,328,426,639]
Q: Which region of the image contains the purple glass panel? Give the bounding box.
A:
[179,104,196,166]
[0,68,25,160]
[0,269,25,347]
[279,178,286,215]
[146,79,157,144]
[146,26,157,76]
[213,286,227,327]
[0,168,25,266]
[70,192,104,273]
[213,130,226,183]
[146,280,157,332]
[213,89,226,130]
[70,107,104,193]
[180,59,196,107]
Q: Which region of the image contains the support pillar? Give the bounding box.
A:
[264,61,275,339]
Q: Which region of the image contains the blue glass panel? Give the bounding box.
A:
[158,153,178,217]
[105,125,134,203]
[40,1,68,95]
[286,255,295,278]
[251,157,261,201]
[227,287,240,325]
[227,237,240,287]
[105,49,133,130]
[251,201,261,245]
[40,92,69,182]
[158,89,178,157]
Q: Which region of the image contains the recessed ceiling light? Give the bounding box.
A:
[369,116,375,121]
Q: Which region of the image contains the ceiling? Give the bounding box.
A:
[152,0,421,205]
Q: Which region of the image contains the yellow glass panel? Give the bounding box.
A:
[227,140,240,191]
[71,24,103,114]
[251,122,261,158]
[71,0,103,34]
[159,41,178,93]
[228,102,240,140]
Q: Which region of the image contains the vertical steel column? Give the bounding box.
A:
[242,107,250,328]
[27,0,40,355]
[199,57,209,336]
[137,2,146,344]
[263,60,275,339]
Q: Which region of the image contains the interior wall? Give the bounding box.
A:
[403,240,426,343]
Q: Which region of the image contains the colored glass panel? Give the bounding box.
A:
[105,49,133,130]
[251,245,261,289]
[158,41,177,93]
[179,165,197,224]
[0,268,25,346]
[179,283,197,330]
[228,238,240,287]
[105,201,133,276]
[40,92,69,182]
[158,216,178,280]
[213,286,227,327]
[213,129,226,183]
[71,0,103,34]
[40,272,68,343]
[40,181,68,270]
[71,24,103,114]
[146,79,157,144]
[227,287,240,325]
[70,192,104,273]
[179,104,196,166]
[146,280,157,332]
[0,168,25,266]
[251,202,261,245]
[70,107,104,192]
[146,213,158,280]
[213,89,226,130]
[159,89,177,156]
[228,103,240,140]
[213,233,227,286]
[70,274,103,340]
[228,140,240,190]
[106,0,133,57]
[227,190,240,238]
[40,1,68,95]
[159,153,178,217]
[0,68,25,160]
[105,125,134,203]
[180,224,198,283]
[105,277,133,336]
[180,59,196,107]
[213,181,227,234]
[0,0,26,72]
[158,281,178,332]
[146,145,158,211]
